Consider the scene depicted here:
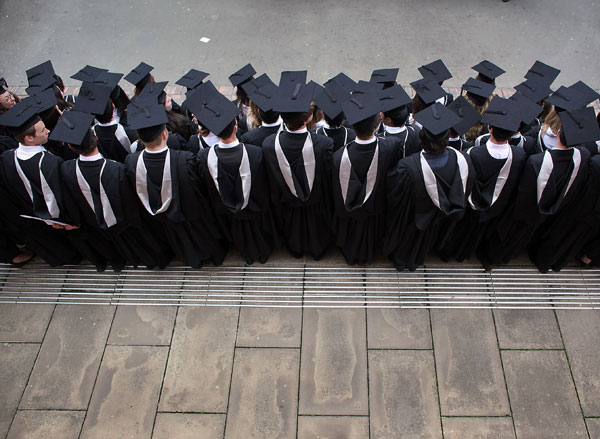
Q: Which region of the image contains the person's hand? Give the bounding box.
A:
[64,224,79,230]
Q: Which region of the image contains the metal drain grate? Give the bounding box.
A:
[0,264,599,309]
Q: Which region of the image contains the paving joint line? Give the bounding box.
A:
[295,264,305,439]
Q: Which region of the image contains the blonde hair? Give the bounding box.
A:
[246,101,262,130]
[541,107,561,136]
[464,94,492,142]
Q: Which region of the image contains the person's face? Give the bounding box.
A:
[28,120,50,145]
[164,94,172,112]
[0,91,16,110]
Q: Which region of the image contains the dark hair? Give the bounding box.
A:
[111,86,130,120]
[14,124,37,144]
[134,74,155,97]
[489,126,513,143]
[53,85,73,111]
[0,91,20,115]
[383,106,409,127]
[95,101,114,124]
[235,86,250,108]
[68,130,97,155]
[352,113,380,139]
[281,111,311,131]
[40,107,60,131]
[54,75,65,92]
[217,120,236,139]
[411,94,426,115]
[419,128,449,155]
[259,109,280,125]
[167,111,192,140]
[324,112,345,128]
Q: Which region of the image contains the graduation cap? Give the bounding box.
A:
[280,70,308,89]
[447,96,482,136]
[24,75,57,96]
[124,62,154,88]
[71,65,108,82]
[351,80,384,95]
[546,86,588,112]
[0,77,8,94]
[558,107,600,147]
[74,82,114,115]
[229,63,256,87]
[410,78,447,105]
[271,83,313,113]
[471,60,505,84]
[241,74,276,96]
[509,91,543,125]
[377,84,411,113]
[182,81,221,115]
[524,60,560,86]
[176,69,209,90]
[244,80,278,113]
[0,101,41,136]
[481,96,522,132]
[462,77,495,107]
[514,78,552,103]
[91,71,124,91]
[314,80,350,119]
[135,81,168,105]
[48,110,95,146]
[26,60,56,83]
[418,59,452,84]
[127,101,168,142]
[327,72,357,94]
[21,88,57,114]
[341,92,381,125]
[413,102,460,136]
[306,80,324,100]
[569,81,600,108]
[370,68,399,87]
[195,94,241,137]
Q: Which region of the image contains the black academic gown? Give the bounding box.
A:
[125,148,226,268]
[331,138,399,265]
[316,126,356,152]
[578,155,600,263]
[240,124,283,148]
[475,133,536,154]
[437,142,526,262]
[377,125,421,158]
[0,148,80,266]
[94,123,138,163]
[198,142,278,264]
[384,147,475,271]
[61,157,173,270]
[481,147,590,268]
[262,130,334,259]
[0,135,18,153]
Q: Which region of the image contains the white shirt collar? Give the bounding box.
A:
[96,119,118,127]
[202,132,220,147]
[262,117,282,128]
[485,139,510,160]
[16,144,46,160]
[449,136,460,141]
[287,126,308,134]
[511,133,522,139]
[144,145,168,154]
[218,139,240,149]
[355,136,376,145]
[383,124,407,134]
[79,152,104,161]
[315,120,327,128]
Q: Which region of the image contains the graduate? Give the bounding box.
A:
[384,102,475,271]
[238,75,284,147]
[229,63,256,135]
[417,59,454,105]
[262,79,335,259]
[124,98,226,268]
[191,90,279,264]
[313,79,355,152]
[183,81,224,153]
[438,97,527,266]
[331,91,400,265]
[55,111,173,270]
[446,96,481,151]
[471,60,506,86]
[461,77,495,142]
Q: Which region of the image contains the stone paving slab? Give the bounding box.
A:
[6,410,85,439]
[297,415,370,439]
[107,305,176,346]
[368,350,442,439]
[80,345,169,439]
[442,417,515,439]
[159,307,238,413]
[556,310,600,416]
[431,309,510,416]
[19,305,114,410]
[0,343,39,438]
[367,308,432,349]
[502,350,588,439]
[0,304,55,342]
[153,413,225,439]
[225,348,299,439]
[299,309,368,416]
[493,309,563,349]
[236,307,302,347]
[587,418,600,439]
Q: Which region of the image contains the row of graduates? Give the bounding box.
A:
[0,59,599,272]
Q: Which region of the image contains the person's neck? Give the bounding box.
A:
[488,135,508,145]
[220,135,237,144]
[553,142,571,150]
[81,147,100,157]
[145,142,167,152]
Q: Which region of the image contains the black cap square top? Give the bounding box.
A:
[410,77,447,104]
[481,96,522,132]
[446,96,482,136]
[314,80,350,119]
[0,77,7,94]
[245,81,278,113]
[327,72,357,94]
[341,92,382,125]
[74,82,114,115]
[48,110,95,146]
[524,60,560,86]
[195,93,241,137]
[545,86,588,112]
[514,78,553,103]
[229,63,256,87]
[91,72,124,91]
[377,84,411,113]
[351,80,384,95]
[0,101,41,135]
[413,102,461,135]
[471,60,505,83]
[127,101,169,131]
[21,88,57,113]
[559,107,600,146]
[271,83,313,113]
[124,62,154,88]
[418,59,452,84]
[509,91,543,125]
[26,60,56,83]
[370,68,399,85]
[25,75,57,96]
[279,70,308,90]
[569,81,600,108]
[71,65,108,82]
[241,74,276,96]
[182,80,221,115]
[134,81,168,105]
[176,69,209,90]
